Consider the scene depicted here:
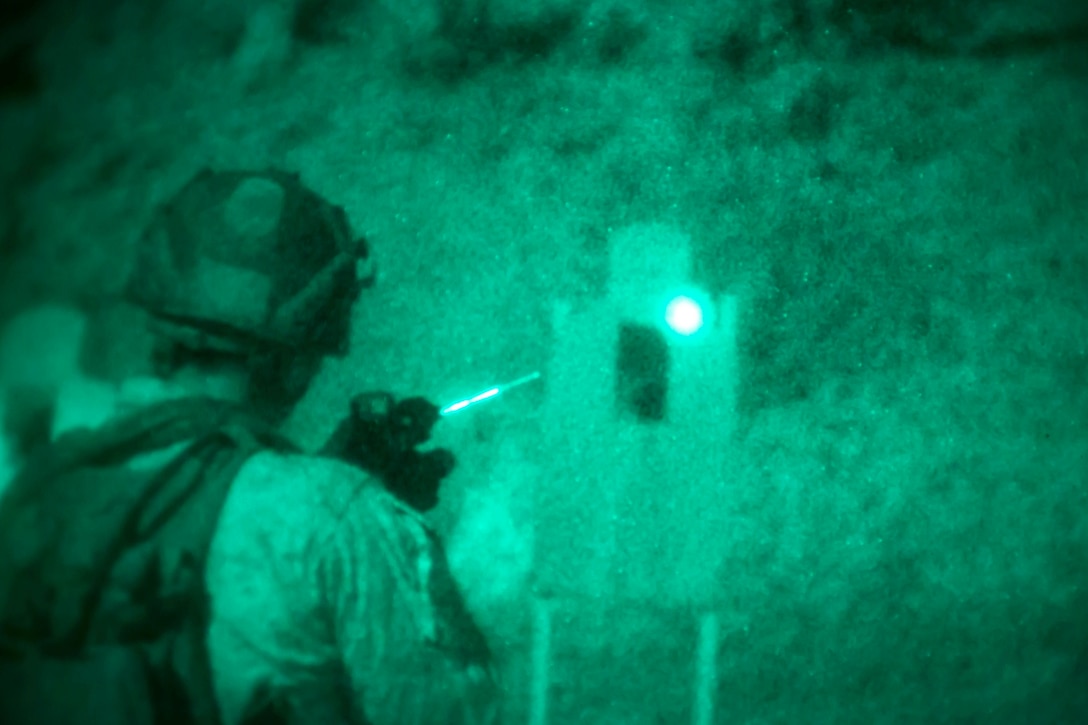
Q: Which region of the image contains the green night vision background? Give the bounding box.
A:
[1,0,1087,722]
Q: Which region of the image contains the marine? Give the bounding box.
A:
[0,168,500,724]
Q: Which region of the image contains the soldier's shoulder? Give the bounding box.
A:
[238,448,368,487]
[232,449,425,528]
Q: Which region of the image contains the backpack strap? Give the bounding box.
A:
[0,397,294,725]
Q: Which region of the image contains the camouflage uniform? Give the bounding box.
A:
[206,450,498,724]
[2,169,499,724]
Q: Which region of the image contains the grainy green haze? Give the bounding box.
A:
[1,0,1085,722]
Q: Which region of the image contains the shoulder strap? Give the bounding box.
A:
[0,398,289,650]
[0,397,295,725]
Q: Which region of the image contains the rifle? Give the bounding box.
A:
[321,373,541,511]
[320,392,453,512]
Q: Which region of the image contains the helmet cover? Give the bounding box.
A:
[126,168,371,356]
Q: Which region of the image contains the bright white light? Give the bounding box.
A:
[665,295,704,335]
[440,372,541,416]
[470,387,500,404]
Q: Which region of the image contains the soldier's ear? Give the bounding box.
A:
[78,302,157,383]
[245,347,325,423]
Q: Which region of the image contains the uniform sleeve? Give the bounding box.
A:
[321,485,501,725]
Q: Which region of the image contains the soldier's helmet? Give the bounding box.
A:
[126,168,373,357]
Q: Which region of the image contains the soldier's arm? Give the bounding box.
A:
[322,486,500,725]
